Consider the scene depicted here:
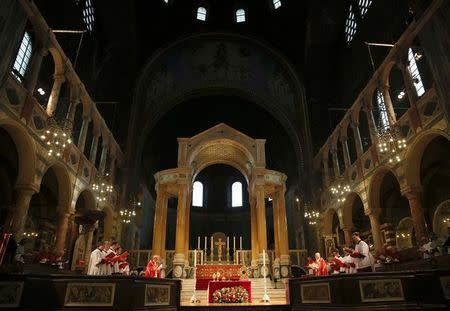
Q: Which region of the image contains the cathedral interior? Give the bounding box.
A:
[0,0,450,310]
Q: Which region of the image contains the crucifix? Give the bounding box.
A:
[214,238,226,262]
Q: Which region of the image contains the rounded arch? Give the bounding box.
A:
[48,47,65,76]
[74,188,96,212]
[130,32,310,190]
[0,119,36,188]
[404,129,450,189]
[341,192,364,229]
[433,200,450,239]
[40,163,72,213]
[368,166,401,212]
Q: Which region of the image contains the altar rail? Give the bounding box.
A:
[0,274,181,311]
[288,269,450,310]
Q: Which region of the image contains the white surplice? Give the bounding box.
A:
[87,248,104,275]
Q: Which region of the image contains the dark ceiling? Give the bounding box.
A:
[32,0,413,193]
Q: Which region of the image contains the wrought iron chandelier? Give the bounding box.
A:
[40,117,72,157]
[377,127,407,163]
[303,201,320,225]
[120,196,141,224]
[92,173,113,203]
[330,183,351,203]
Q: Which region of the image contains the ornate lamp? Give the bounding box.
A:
[377,127,407,163]
[92,173,113,203]
[120,196,141,224]
[330,183,351,203]
[40,117,72,157]
[23,231,38,238]
[303,201,320,225]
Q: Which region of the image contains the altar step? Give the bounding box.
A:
[180,278,287,306]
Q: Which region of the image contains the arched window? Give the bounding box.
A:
[232,182,243,207]
[376,90,390,131]
[83,0,95,32]
[197,7,207,21]
[192,181,203,207]
[273,0,282,9]
[12,32,32,82]
[344,1,373,44]
[407,48,425,97]
[358,0,373,19]
[236,9,246,23]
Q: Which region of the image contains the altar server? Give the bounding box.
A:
[87,242,104,275]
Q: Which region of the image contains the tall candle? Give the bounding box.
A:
[233,236,236,250]
[194,250,197,267]
[227,236,229,249]
[211,236,213,250]
[240,236,243,250]
[204,236,207,249]
[263,249,266,267]
[197,236,200,250]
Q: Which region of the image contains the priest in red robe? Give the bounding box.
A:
[145,255,163,278]
[314,252,329,276]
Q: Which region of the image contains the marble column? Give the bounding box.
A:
[275,188,290,278]
[351,122,364,156]
[342,227,353,247]
[7,186,36,238]
[255,185,267,253]
[184,187,192,264]
[152,185,167,258]
[24,45,48,93]
[77,116,91,153]
[89,133,100,164]
[364,103,379,147]
[174,183,188,278]
[99,141,109,174]
[380,84,397,126]
[367,209,383,253]
[55,211,71,254]
[272,195,281,259]
[404,189,428,244]
[400,62,419,105]
[84,224,96,265]
[46,74,65,117]
[331,146,340,177]
[340,135,351,171]
[250,195,259,276]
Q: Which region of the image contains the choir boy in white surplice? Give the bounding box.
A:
[100,240,111,275]
[87,242,105,275]
[106,241,120,274]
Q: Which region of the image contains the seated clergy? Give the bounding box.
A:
[312,252,329,276]
[145,255,163,278]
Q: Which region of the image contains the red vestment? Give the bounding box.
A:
[330,256,345,272]
[145,260,161,278]
[315,258,329,276]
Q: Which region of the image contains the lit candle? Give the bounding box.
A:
[233,236,236,250]
[240,236,243,250]
[227,236,229,250]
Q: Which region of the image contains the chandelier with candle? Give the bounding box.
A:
[120,196,141,224]
[330,183,351,203]
[92,173,113,203]
[303,201,320,225]
[40,117,72,157]
[377,127,407,164]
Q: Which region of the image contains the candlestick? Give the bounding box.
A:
[204,236,207,249]
[194,250,197,267]
[240,236,243,250]
[233,236,236,250]
[197,236,200,250]
[263,249,266,267]
[227,236,229,249]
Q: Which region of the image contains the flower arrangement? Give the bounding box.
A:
[212,286,249,303]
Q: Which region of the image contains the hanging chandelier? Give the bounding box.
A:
[23,231,38,238]
[92,173,113,203]
[120,196,141,224]
[377,127,407,163]
[303,201,320,225]
[40,117,72,157]
[330,183,351,203]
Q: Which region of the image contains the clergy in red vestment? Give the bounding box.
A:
[145,255,163,278]
[314,252,329,276]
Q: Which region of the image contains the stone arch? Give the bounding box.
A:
[48,47,65,76]
[130,32,311,191]
[74,188,96,212]
[368,166,402,212]
[433,200,450,240]
[0,119,36,188]
[341,192,364,229]
[404,129,450,189]
[39,162,72,213]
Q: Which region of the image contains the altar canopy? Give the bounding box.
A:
[151,123,291,279]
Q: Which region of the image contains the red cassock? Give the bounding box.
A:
[315,258,329,276]
[145,260,161,278]
[330,256,345,272]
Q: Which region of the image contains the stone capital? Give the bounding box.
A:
[53,73,66,84]
[350,121,360,129]
[365,207,381,217]
[15,184,39,195]
[400,186,423,199]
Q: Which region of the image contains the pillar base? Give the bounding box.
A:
[272,257,280,279]
[173,253,185,279]
[250,260,260,278]
[279,254,291,278]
